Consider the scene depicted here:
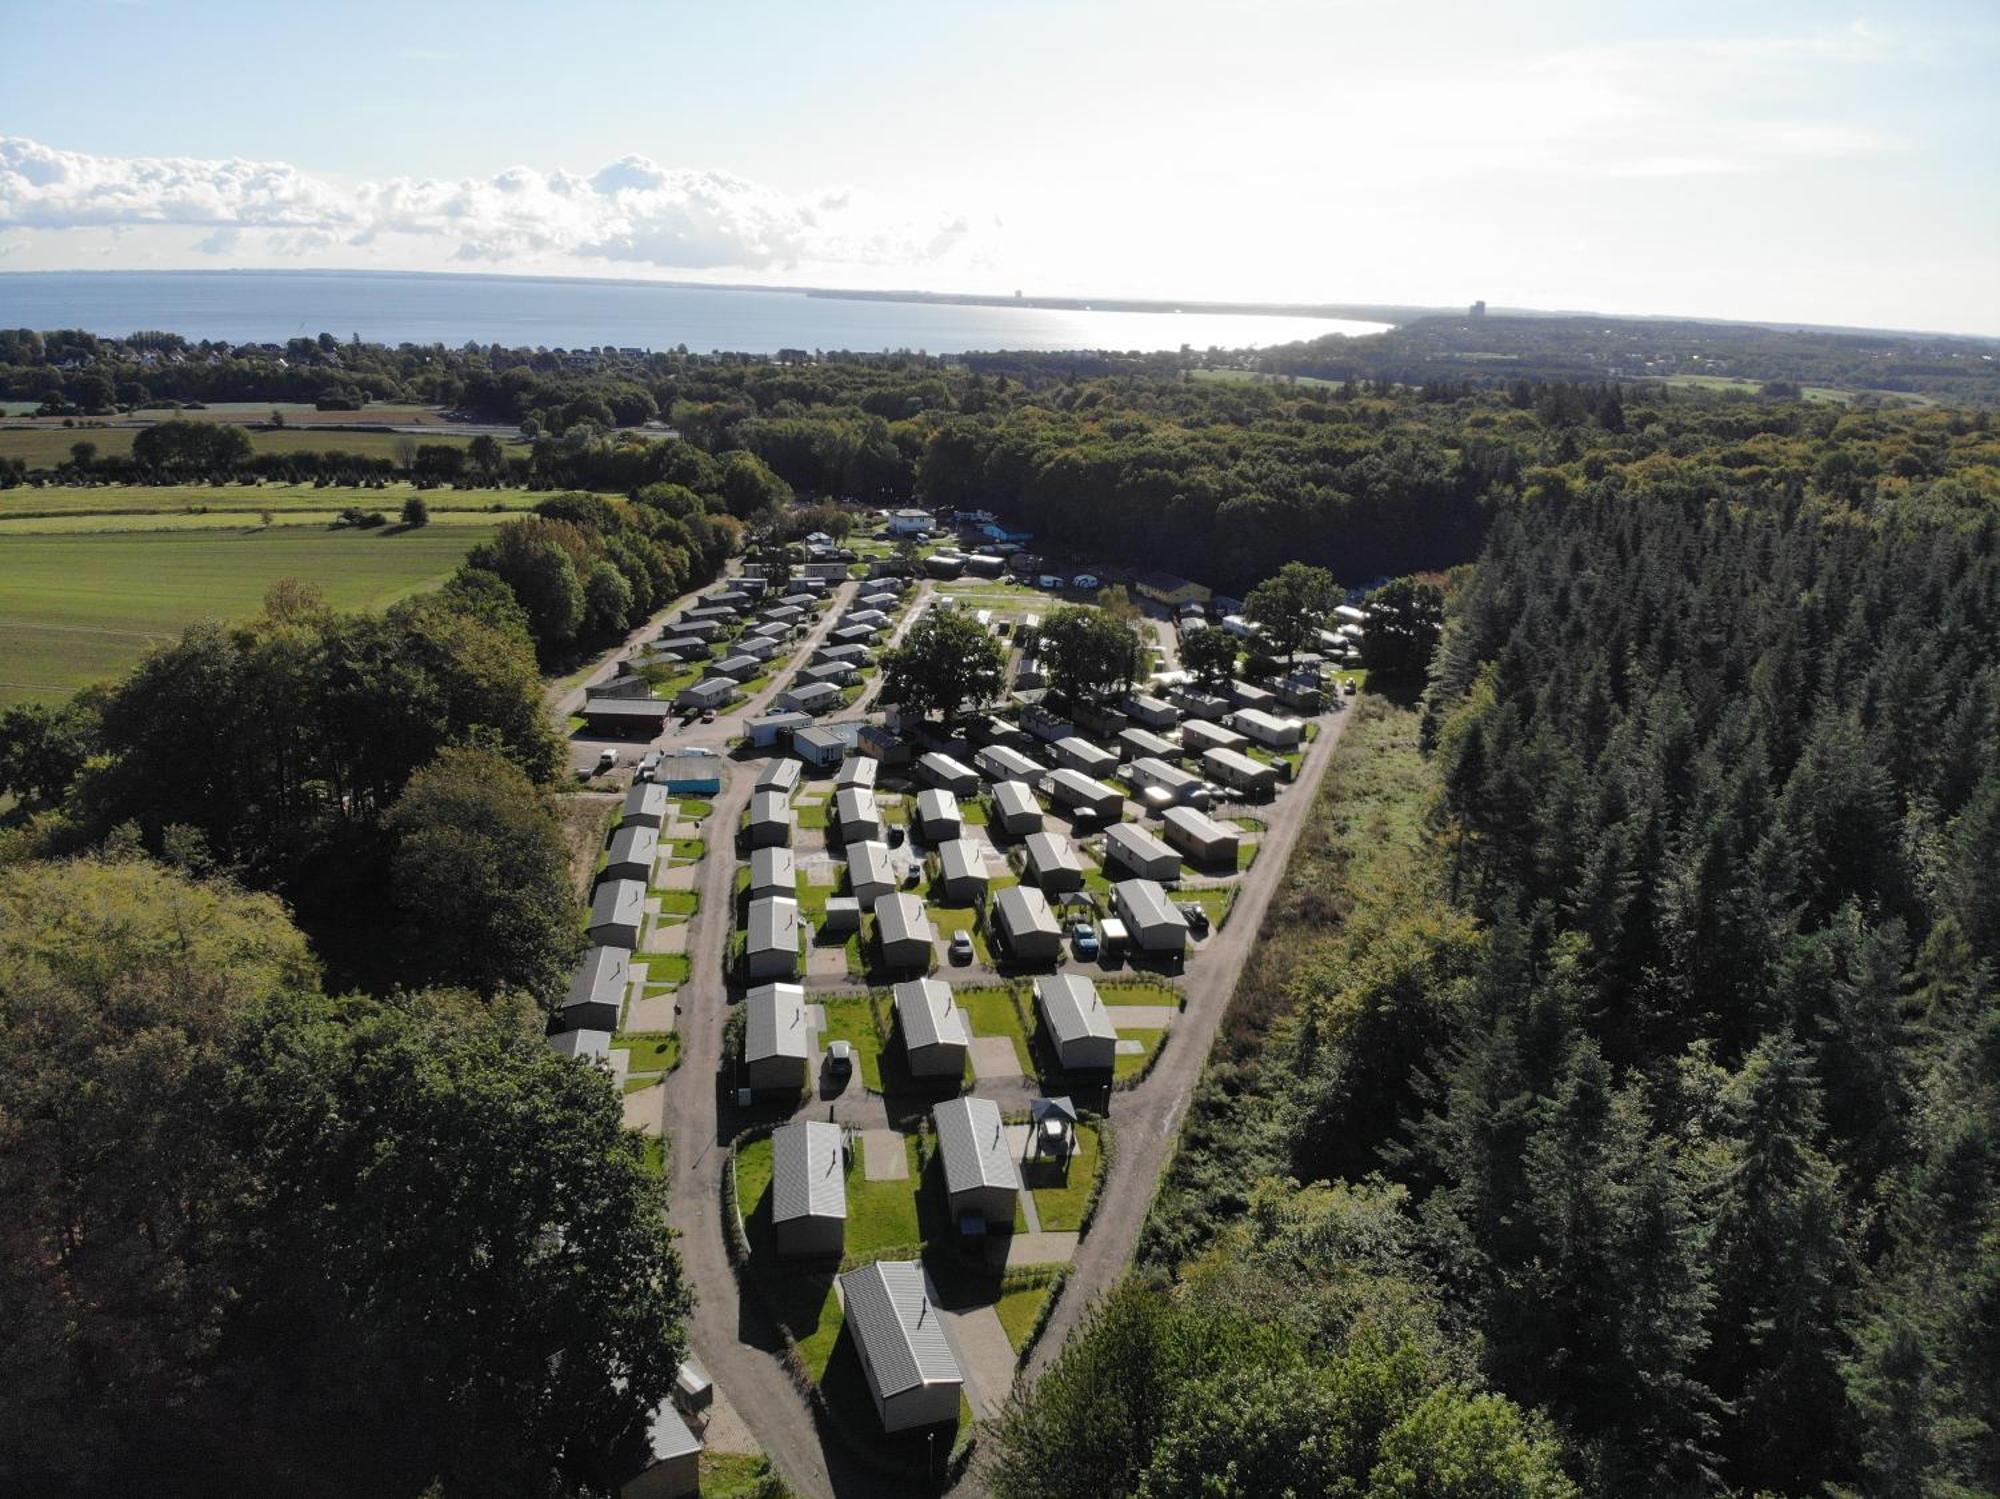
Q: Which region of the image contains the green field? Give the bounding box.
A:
[0,483,538,519]
[0,426,485,466]
[0,524,501,706]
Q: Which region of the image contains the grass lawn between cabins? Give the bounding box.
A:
[0,522,506,708]
[698,1452,793,1498]
[958,986,1033,1074]
[994,1280,1058,1355]
[612,1031,681,1073]
[1113,1026,1167,1082]
[817,997,888,1093]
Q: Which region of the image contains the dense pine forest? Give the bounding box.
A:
[991,412,2000,1494]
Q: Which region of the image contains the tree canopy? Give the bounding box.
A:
[881,605,1006,723]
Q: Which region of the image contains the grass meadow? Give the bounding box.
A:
[0,523,503,706]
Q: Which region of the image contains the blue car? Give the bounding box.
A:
[1071,922,1099,959]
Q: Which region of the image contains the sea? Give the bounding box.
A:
[0,271,1388,355]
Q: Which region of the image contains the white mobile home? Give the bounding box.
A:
[748,845,796,900]
[1113,879,1190,956]
[589,878,647,949]
[1182,718,1249,757]
[1230,707,1305,749]
[1102,822,1182,882]
[770,1120,847,1258]
[993,884,1063,961]
[747,790,794,849]
[743,982,810,1092]
[1117,726,1179,762]
[1035,973,1119,1071]
[1050,736,1120,777]
[1124,755,1206,807]
[988,780,1042,836]
[1047,767,1125,822]
[846,839,898,905]
[975,743,1045,782]
[894,977,969,1079]
[1161,805,1240,866]
[1203,745,1280,797]
[746,896,802,980]
[755,757,803,798]
[919,752,980,796]
[932,1095,1022,1225]
[1023,831,1085,893]
[915,788,962,843]
[839,1260,964,1433]
[933,837,988,904]
[833,785,883,845]
[873,894,936,970]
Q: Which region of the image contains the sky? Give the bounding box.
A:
[1,0,1995,335]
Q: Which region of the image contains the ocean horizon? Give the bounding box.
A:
[0,269,1390,356]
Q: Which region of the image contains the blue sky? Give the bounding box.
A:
[3,0,1995,333]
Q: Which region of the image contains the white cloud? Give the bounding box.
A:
[0,136,977,275]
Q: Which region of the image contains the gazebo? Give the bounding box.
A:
[1030,1096,1079,1160]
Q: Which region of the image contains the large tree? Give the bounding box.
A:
[0,855,685,1498]
[1245,561,1340,665]
[385,746,584,1003]
[1362,575,1446,681]
[882,606,1005,724]
[1179,627,1238,691]
[1038,605,1143,705]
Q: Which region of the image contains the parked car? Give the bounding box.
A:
[1179,902,1211,934]
[1071,921,1099,959]
[637,751,662,780]
[826,1040,853,1076]
[949,930,974,964]
[1343,679,1358,696]
[701,709,716,723]
[594,748,617,773]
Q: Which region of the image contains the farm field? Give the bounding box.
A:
[0,426,485,466]
[0,483,540,518]
[0,523,502,707]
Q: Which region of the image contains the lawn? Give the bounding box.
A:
[736,1135,776,1224]
[846,1137,925,1261]
[958,986,1033,1073]
[1113,1027,1167,1082]
[675,799,714,821]
[699,1453,794,1498]
[928,905,993,965]
[1023,1124,1100,1230]
[0,523,506,707]
[639,952,692,985]
[612,1031,681,1072]
[817,997,888,1093]
[667,837,706,861]
[652,889,700,917]
[994,1280,1058,1355]
[1176,885,1238,931]
[796,799,830,830]
[1097,981,1181,1007]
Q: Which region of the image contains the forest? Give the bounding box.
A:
[987,437,2000,1494]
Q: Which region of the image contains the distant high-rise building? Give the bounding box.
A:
[1470,299,1487,317]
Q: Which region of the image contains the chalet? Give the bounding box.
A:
[988,780,1042,836]
[755,757,803,798]
[561,946,629,1034]
[602,823,660,883]
[1182,718,1250,757]
[747,791,793,849]
[836,755,879,790]
[1230,707,1305,749]
[793,725,851,767]
[620,1399,702,1498]
[932,1094,1021,1224]
[1117,726,1179,762]
[1113,879,1190,955]
[915,788,962,843]
[778,681,841,716]
[873,894,936,970]
[1124,755,1207,807]
[770,1120,846,1258]
[743,982,810,1091]
[894,977,969,1078]
[748,845,797,900]
[1023,831,1085,893]
[919,752,980,796]
[1050,736,1120,777]
[623,782,670,828]
[675,677,736,712]
[589,878,647,949]
[746,896,802,980]
[1047,767,1125,823]
[992,884,1063,960]
[845,840,897,904]
[933,838,987,904]
[833,786,882,845]
[838,1260,964,1432]
[1120,692,1180,729]
[1103,822,1181,882]
[1161,805,1240,866]
[1035,973,1119,1071]
[976,743,1045,782]
[1203,745,1279,797]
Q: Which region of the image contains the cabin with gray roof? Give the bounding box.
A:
[975,743,1045,782]
[778,681,841,716]
[1050,736,1120,777]
[1182,718,1249,756]
[622,782,671,829]
[582,696,673,739]
[675,677,736,711]
[919,752,979,796]
[933,838,987,904]
[988,779,1042,836]
[748,845,796,901]
[1203,744,1280,797]
[834,786,883,846]
[1035,973,1119,1071]
[746,896,802,980]
[894,977,968,1079]
[602,823,660,884]
[1024,831,1086,892]
[656,753,723,796]
[1124,755,1206,808]
[748,710,810,748]
[1103,821,1182,882]
[993,883,1062,961]
[1117,726,1179,762]
[915,788,961,843]
[755,757,802,798]
[1230,706,1305,749]
[1047,767,1124,822]
[561,946,629,1034]
[845,839,897,904]
[873,894,936,971]
[743,982,810,1091]
[589,878,647,949]
[1113,878,1190,955]
[770,1120,847,1258]
[747,790,793,849]
[838,1260,964,1433]
[1161,805,1241,866]
[621,1399,702,1499]
[1121,692,1179,730]
[836,756,879,790]
[932,1095,1022,1225]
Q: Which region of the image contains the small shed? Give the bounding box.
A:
[589,878,647,950]
[770,1120,847,1258]
[1023,831,1085,893]
[919,752,980,796]
[932,1095,1022,1225]
[602,823,661,884]
[833,786,882,845]
[993,884,1063,961]
[874,894,936,971]
[839,1260,964,1433]
[988,780,1042,836]
[623,782,671,829]
[1161,805,1241,866]
[845,839,897,904]
[933,838,988,904]
[1203,745,1279,797]
[822,895,862,935]
[915,788,962,843]
[1113,879,1190,955]
[747,790,793,850]
[1035,973,1119,1071]
[746,896,802,980]
[755,757,803,798]
[1103,822,1182,882]
[748,845,796,901]
[1047,768,1124,823]
[743,981,810,1091]
[894,977,969,1079]
[561,946,629,1034]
